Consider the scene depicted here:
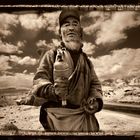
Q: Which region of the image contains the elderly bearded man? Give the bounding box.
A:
[24,9,103,132]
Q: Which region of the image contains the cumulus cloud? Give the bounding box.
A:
[0,40,23,54]
[42,11,60,33]
[0,73,34,89]
[96,12,140,45]
[82,42,96,56]
[52,39,60,46]
[83,11,140,45]
[9,55,21,63]
[36,39,59,53]
[36,40,48,48]
[17,40,26,48]
[0,13,18,36]
[19,14,45,31]
[18,56,37,65]
[19,11,60,34]
[9,55,37,66]
[83,11,111,35]
[23,69,28,74]
[90,48,140,80]
[0,55,11,71]
[0,54,37,74]
[36,40,53,54]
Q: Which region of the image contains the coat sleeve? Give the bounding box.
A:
[32,49,58,102]
[88,59,103,112]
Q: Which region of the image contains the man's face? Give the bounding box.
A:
[60,17,82,43]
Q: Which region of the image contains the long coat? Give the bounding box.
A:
[32,45,103,132]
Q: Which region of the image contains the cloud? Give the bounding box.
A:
[52,39,60,46]
[17,40,26,47]
[36,39,59,53]
[83,11,111,35]
[90,48,140,80]
[23,69,28,74]
[19,11,60,34]
[0,40,23,54]
[19,14,45,31]
[83,11,140,45]
[9,55,21,63]
[36,40,48,48]
[42,11,60,33]
[0,73,34,89]
[82,42,96,56]
[36,40,52,54]
[0,13,18,36]
[0,55,11,71]
[18,56,37,65]
[0,54,37,74]
[96,12,140,45]
[9,55,37,66]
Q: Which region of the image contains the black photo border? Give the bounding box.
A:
[0,1,140,140]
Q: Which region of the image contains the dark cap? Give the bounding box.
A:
[59,9,80,27]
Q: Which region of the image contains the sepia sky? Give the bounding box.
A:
[0,9,140,89]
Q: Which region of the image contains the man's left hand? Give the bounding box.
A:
[83,97,99,114]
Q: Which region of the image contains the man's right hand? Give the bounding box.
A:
[16,98,27,105]
[54,78,69,100]
[16,95,35,105]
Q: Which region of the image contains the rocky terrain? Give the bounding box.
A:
[0,105,140,132]
[102,76,140,105]
[0,76,140,133]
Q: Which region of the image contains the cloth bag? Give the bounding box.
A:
[44,107,99,132]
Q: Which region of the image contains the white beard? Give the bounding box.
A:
[64,40,83,51]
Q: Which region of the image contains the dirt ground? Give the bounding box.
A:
[0,87,140,133]
[0,105,140,132]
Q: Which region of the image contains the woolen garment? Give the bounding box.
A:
[32,47,103,109]
[31,45,103,132]
[45,107,99,132]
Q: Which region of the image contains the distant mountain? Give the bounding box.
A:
[102,76,140,87]
[0,86,29,92]
[0,73,33,90]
